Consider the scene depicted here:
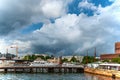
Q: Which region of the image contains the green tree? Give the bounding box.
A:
[39,55,45,60]
[70,56,78,62]
[44,56,51,60]
[102,59,109,62]
[111,57,120,63]
[31,54,37,60]
[62,58,68,63]
[82,56,95,64]
[23,54,53,61]
[23,55,31,60]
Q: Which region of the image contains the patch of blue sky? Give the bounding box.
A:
[68,0,113,16]
[20,22,43,34]
[90,0,113,7]
[68,0,82,15]
[49,18,55,23]
[80,8,95,16]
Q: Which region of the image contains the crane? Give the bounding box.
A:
[10,45,18,59]
[10,45,26,59]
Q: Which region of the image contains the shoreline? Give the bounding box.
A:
[84,67,120,78]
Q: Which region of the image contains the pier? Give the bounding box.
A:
[0,66,84,73]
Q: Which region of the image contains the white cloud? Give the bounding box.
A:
[41,1,65,18]
[0,39,9,53]
[27,0,120,55]
[1,0,120,56]
[0,0,72,35]
[35,14,82,43]
[78,0,97,10]
[109,0,115,2]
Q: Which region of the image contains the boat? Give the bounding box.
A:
[29,60,59,67]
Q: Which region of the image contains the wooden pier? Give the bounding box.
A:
[0,66,84,73]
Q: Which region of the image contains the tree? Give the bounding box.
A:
[102,59,109,62]
[111,57,120,63]
[31,54,37,60]
[82,56,95,64]
[45,56,51,60]
[62,58,68,63]
[23,55,31,60]
[70,56,78,62]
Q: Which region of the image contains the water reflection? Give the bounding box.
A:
[0,73,119,80]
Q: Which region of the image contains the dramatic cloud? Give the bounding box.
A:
[25,0,120,56]
[0,0,120,56]
[0,0,72,35]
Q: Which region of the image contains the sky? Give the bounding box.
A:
[0,0,120,56]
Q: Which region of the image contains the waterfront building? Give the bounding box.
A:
[100,42,120,60]
[47,57,58,63]
[62,56,73,61]
[99,63,120,71]
[0,53,16,59]
[86,62,100,69]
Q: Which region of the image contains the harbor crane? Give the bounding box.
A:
[10,45,26,59]
[10,45,18,59]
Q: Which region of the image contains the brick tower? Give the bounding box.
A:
[115,42,120,54]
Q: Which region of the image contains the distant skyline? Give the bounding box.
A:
[0,0,120,56]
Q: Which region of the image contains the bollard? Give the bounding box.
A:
[112,74,116,79]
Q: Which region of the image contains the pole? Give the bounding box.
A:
[6,48,8,59]
[86,50,88,64]
[6,48,8,54]
[94,47,96,62]
[16,46,18,59]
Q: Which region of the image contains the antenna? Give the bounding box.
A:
[94,47,96,62]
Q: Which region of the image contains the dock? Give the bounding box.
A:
[0,66,84,73]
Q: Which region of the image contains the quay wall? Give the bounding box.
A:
[84,67,120,78]
[0,66,84,73]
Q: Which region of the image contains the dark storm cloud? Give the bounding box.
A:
[0,0,39,35]
[0,0,70,35]
[1,0,120,57]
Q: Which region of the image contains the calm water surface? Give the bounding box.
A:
[0,73,119,80]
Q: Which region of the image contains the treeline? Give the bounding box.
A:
[62,56,79,63]
[102,57,120,63]
[82,56,98,64]
[23,54,99,64]
[23,54,52,61]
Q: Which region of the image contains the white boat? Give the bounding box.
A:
[30,60,59,67]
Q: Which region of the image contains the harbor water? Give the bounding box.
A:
[0,73,119,80]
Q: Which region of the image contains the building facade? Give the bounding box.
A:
[115,42,120,54]
[100,42,120,60]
